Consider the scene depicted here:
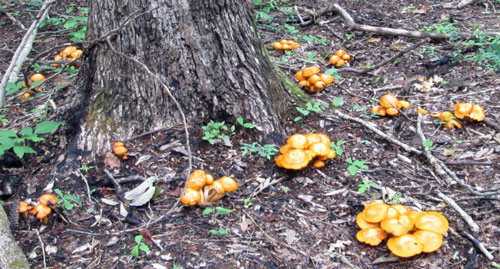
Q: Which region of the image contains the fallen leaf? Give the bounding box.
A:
[239,219,252,233]
[409,6,427,14]
[140,228,153,245]
[101,198,119,206]
[366,37,381,43]
[442,147,456,157]
[104,152,120,169]
[124,176,157,200]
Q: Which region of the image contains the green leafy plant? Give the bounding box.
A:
[282,186,290,193]
[216,206,233,215]
[358,178,378,193]
[131,235,150,258]
[332,97,343,109]
[329,139,344,156]
[391,192,401,203]
[325,68,342,81]
[241,142,279,159]
[401,5,416,13]
[0,121,64,159]
[5,81,25,96]
[346,158,368,176]
[202,207,213,217]
[243,197,253,208]
[202,120,230,144]
[301,35,327,45]
[305,52,321,63]
[236,117,254,129]
[78,165,95,173]
[294,101,324,121]
[422,138,433,148]
[209,227,229,235]
[284,24,299,34]
[345,33,353,40]
[54,188,82,210]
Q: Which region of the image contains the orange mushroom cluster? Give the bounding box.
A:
[19,193,58,224]
[356,202,449,258]
[180,170,239,206]
[328,49,351,68]
[19,73,46,100]
[432,111,462,130]
[294,66,335,93]
[371,94,411,117]
[275,133,337,170]
[53,46,83,67]
[113,141,128,160]
[454,103,485,122]
[272,39,301,50]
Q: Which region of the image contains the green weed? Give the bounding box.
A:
[131,235,150,258]
[241,142,279,159]
[54,188,82,210]
[346,158,368,176]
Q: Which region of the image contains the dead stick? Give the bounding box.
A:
[436,191,480,233]
[328,110,422,154]
[458,230,494,260]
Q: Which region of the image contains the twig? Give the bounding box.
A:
[483,118,500,132]
[75,170,93,203]
[103,168,126,203]
[339,39,428,74]
[0,0,56,107]
[250,177,285,198]
[328,110,422,155]
[35,229,47,269]
[458,230,494,260]
[457,0,476,8]
[294,5,306,25]
[436,191,480,233]
[2,10,26,30]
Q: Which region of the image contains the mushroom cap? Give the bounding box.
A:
[60,46,78,57]
[342,53,351,60]
[335,59,346,68]
[180,188,202,206]
[312,160,325,168]
[187,170,207,190]
[39,193,58,206]
[272,42,283,50]
[70,49,83,59]
[329,55,340,64]
[305,133,331,145]
[302,66,321,78]
[314,81,326,90]
[308,74,321,84]
[218,176,238,192]
[113,146,128,157]
[307,142,331,157]
[444,119,462,130]
[279,144,292,154]
[469,105,485,121]
[30,204,52,220]
[371,106,386,116]
[335,50,346,57]
[385,107,399,116]
[454,102,473,119]
[275,149,311,170]
[390,204,411,216]
[387,234,423,258]
[287,134,308,149]
[19,201,33,213]
[417,107,428,115]
[319,73,335,85]
[362,202,389,223]
[385,207,401,220]
[380,214,414,236]
[205,174,215,185]
[379,94,399,108]
[113,141,125,148]
[30,73,46,82]
[294,70,306,81]
[356,212,380,229]
[298,80,310,87]
[414,211,449,234]
[413,230,443,253]
[397,100,411,109]
[356,227,387,246]
[438,111,454,122]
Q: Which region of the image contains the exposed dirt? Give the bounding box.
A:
[1,0,500,268]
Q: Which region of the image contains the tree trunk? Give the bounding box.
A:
[67,0,297,155]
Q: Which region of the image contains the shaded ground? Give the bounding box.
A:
[1,0,499,268]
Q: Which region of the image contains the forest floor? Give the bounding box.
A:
[1,0,500,268]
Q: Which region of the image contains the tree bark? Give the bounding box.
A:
[66,0,295,155]
[0,206,29,269]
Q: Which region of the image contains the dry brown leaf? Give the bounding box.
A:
[409,6,427,14]
[473,148,495,160]
[239,219,252,233]
[366,37,381,43]
[103,152,120,168]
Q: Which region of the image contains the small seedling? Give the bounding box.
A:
[345,33,353,40]
[215,206,233,215]
[236,117,255,129]
[241,142,279,159]
[329,139,344,156]
[346,158,368,176]
[209,227,229,235]
[294,101,324,121]
[54,188,82,210]
[332,97,343,109]
[78,165,95,173]
[284,24,299,34]
[391,192,401,203]
[131,235,150,258]
[282,186,290,193]
[422,139,433,148]
[243,197,252,208]
[358,178,378,194]
[202,120,230,144]
[202,208,213,217]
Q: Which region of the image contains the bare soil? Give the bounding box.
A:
[1,0,499,268]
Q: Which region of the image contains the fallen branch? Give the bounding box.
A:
[457,0,476,8]
[328,110,422,155]
[436,191,480,233]
[458,230,494,260]
[0,0,56,108]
